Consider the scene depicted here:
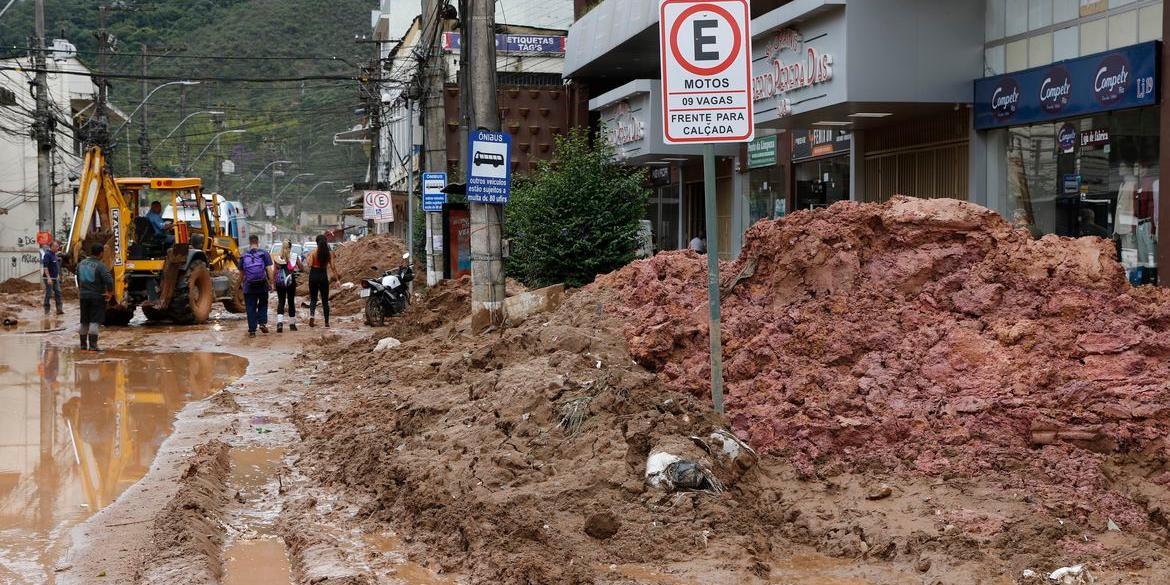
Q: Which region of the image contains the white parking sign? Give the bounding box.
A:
[659,0,753,144]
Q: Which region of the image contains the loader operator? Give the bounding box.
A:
[146,201,175,247]
[77,243,114,352]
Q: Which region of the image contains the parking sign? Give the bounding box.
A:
[659,0,753,144]
[467,130,512,204]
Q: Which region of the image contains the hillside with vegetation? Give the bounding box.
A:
[0,0,375,216]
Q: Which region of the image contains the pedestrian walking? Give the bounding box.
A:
[42,240,64,315]
[305,234,340,328]
[273,238,300,332]
[240,234,273,338]
[77,243,113,352]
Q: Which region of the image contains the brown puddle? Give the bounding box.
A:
[222,536,293,585]
[366,533,458,585]
[0,333,247,584]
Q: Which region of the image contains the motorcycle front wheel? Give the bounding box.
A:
[365,296,385,327]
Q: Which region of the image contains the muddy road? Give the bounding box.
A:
[3,200,1170,585]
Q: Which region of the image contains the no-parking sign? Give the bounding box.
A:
[659,0,753,144]
[362,190,394,223]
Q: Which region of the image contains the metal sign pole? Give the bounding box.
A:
[703,143,724,415]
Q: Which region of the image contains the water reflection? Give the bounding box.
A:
[0,335,247,584]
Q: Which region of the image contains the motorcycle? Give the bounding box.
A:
[361,252,414,326]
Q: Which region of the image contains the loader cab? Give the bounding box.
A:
[163,194,247,247]
[117,178,215,261]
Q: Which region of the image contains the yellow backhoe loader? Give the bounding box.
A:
[65,146,245,325]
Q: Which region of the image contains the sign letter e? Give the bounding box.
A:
[693,19,718,61]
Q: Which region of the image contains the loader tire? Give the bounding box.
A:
[171,260,214,325]
[222,270,246,314]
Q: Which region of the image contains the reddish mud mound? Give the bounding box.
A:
[598,196,1170,529]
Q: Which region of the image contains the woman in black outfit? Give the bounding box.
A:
[305,234,340,327]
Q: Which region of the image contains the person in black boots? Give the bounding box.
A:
[76,243,114,352]
[305,234,340,328]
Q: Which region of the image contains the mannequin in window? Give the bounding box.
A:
[1115,163,1138,237]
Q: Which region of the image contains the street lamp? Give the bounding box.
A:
[241,160,293,195]
[113,80,200,136]
[148,110,224,156]
[185,129,247,173]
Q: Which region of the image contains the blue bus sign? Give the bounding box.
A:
[467,130,512,204]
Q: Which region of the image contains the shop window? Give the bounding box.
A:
[1006,107,1160,285]
[794,157,850,211]
[748,165,786,226]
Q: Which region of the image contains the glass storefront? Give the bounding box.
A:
[645,165,680,253]
[749,165,786,225]
[795,155,850,210]
[1006,107,1160,284]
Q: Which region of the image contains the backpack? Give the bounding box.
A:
[241,250,268,285]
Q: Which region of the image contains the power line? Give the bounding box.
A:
[0,65,410,84]
[0,45,363,65]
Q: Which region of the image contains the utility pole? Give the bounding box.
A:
[138,45,152,175]
[178,86,189,173]
[32,0,54,235]
[213,113,225,193]
[467,0,506,329]
[421,0,447,286]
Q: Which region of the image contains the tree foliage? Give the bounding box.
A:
[0,0,369,212]
[505,128,649,288]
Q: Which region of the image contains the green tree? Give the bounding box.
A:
[505,128,648,288]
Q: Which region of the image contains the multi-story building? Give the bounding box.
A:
[0,53,112,281]
[973,0,1164,285]
[566,0,985,259]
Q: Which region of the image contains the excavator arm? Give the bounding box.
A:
[65,146,131,303]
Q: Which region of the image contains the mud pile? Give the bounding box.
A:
[293,234,407,316]
[293,290,788,584]
[599,196,1170,529]
[0,278,41,294]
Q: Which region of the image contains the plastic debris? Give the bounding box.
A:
[1106,518,1120,532]
[644,451,724,493]
[374,337,402,352]
[1048,564,1093,584]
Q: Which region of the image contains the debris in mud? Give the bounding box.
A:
[374,336,401,351]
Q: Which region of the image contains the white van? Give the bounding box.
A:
[163,194,249,246]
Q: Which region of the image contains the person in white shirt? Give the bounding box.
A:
[688,232,707,254]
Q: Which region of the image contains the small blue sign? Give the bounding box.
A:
[974,41,1159,130]
[467,130,512,204]
[422,172,447,212]
[1062,174,1081,195]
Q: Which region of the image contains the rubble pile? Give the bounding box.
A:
[598,196,1170,528]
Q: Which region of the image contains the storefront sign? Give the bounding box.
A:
[974,42,1159,130]
[1062,174,1082,195]
[1080,0,1107,17]
[1079,128,1110,148]
[1058,122,1078,153]
[606,101,645,146]
[650,165,672,186]
[441,32,566,53]
[751,27,834,107]
[792,129,850,161]
[659,0,754,143]
[747,135,778,168]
